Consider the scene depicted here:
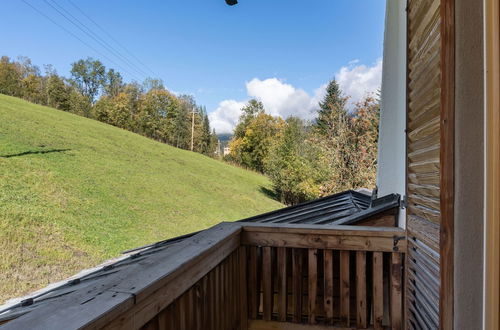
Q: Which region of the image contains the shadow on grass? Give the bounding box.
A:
[259,186,280,202]
[1,148,71,158]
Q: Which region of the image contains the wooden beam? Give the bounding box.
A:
[242,223,406,237]
[440,0,455,328]
[485,0,500,328]
[242,231,405,252]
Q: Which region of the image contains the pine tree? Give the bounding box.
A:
[315,79,348,135]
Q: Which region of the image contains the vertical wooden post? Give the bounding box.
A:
[248,246,258,319]
[262,247,273,321]
[292,248,303,323]
[340,251,350,327]
[323,250,334,325]
[308,249,318,324]
[485,0,500,328]
[440,0,455,328]
[391,253,403,329]
[277,247,287,322]
[373,252,384,330]
[356,251,367,328]
[239,247,248,330]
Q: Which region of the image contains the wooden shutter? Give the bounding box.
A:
[406,0,454,328]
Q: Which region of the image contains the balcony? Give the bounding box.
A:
[0,223,405,330]
[0,192,404,330]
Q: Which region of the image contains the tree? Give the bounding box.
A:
[313,79,357,195]
[70,57,106,106]
[233,99,265,139]
[92,92,133,129]
[68,88,92,117]
[349,95,380,188]
[172,95,194,149]
[21,74,44,104]
[136,89,179,142]
[46,73,70,111]
[104,68,123,97]
[229,105,284,172]
[315,79,348,135]
[0,56,22,97]
[265,117,327,205]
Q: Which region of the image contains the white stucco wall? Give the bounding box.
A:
[377,0,407,227]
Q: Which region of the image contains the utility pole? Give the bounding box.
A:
[190,107,198,151]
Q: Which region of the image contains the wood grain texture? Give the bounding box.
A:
[485,0,500,327]
[308,249,318,324]
[339,251,350,327]
[276,247,287,322]
[373,252,384,330]
[439,0,455,328]
[355,251,367,328]
[323,250,334,325]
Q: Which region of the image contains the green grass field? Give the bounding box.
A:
[0,94,282,303]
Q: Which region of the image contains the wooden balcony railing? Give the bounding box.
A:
[1,222,406,330]
[241,224,405,330]
[138,223,406,330]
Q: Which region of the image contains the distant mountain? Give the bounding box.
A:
[217,133,233,143]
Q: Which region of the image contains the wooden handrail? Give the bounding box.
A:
[241,223,407,253]
[1,222,406,330]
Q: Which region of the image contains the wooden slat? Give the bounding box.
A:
[292,249,303,323]
[356,251,367,328]
[248,246,259,319]
[373,252,384,330]
[240,247,249,330]
[277,247,287,322]
[340,251,350,327]
[201,276,209,330]
[391,253,403,329]
[215,265,221,330]
[262,247,273,321]
[323,250,334,325]
[308,249,318,324]
[179,293,187,330]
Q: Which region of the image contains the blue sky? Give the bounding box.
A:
[0,0,386,133]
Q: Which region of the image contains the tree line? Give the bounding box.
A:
[0,55,379,205]
[227,80,380,205]
[0,55,218,156]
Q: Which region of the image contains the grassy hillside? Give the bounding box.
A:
[0,94,282,302]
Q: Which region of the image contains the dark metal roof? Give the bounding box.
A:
[0,190,400,324]
[238,190,398,225]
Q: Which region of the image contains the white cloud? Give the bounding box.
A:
[246,78,317,120]
[336,58,382,108]
[208,100,246,134]
[209,59,382,134]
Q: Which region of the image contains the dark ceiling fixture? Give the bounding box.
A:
[225,0,238,5]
